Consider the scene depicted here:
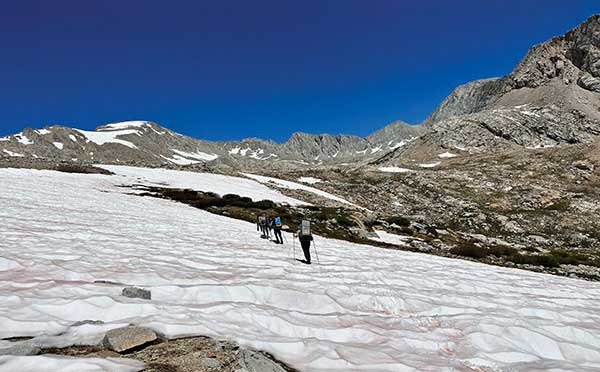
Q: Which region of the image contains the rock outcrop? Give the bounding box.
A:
[103,326,158,353]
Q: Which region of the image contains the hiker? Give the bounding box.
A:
[272,216,283,244]
[265,216,272,238]
[295,220,313,264]
[257,215,268,238]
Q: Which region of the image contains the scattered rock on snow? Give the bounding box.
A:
[122,286,151,300]
[103,326,157,352]
[239,349,287,372]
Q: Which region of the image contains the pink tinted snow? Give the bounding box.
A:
[0,168,600,371]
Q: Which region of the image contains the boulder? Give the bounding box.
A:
[577,72,600,92]
[199,357,222,369]
[122,287,151,300]
[103,326,157,352]
[239,349,287,372]
[572,160,594,172]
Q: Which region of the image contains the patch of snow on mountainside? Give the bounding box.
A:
[52,142,64,150]
[98,165,304,205]
[526,144,556,150]
[2,149,24,157]
[438,152,457,158]
[389,137,416,150]
[1,168,600,371]
[161,155,201,165]
[242,173,358,207]
[98,121,150,131]
[369,230,410,246]
[0,137,8,142]
[74,129,139,149]
[68,135,77,142]
[250,153,277,160]
[379,166,413,173]
[36,129,51,135]
[370,145,383,154]
[298,177,321,184]
[171,149,219,162]
[228,147,240,155]
[418,162,441,168]
[15,133,33,145]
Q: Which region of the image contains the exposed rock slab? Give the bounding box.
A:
[239,349,287,372]
[103,326,157,353]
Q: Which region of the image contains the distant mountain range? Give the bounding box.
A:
[2,15,600,168]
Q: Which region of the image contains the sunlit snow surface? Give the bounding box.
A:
[369,230,410,247]
[99,165,304,206]
[1,169,600,371]
[242,173,357,207]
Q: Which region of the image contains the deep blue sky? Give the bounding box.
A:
[0,1,598,141]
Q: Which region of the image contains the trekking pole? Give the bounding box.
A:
[313,239,321,265]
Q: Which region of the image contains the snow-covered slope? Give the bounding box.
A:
[241,173,357,207]
[1,168,600,371]
[98,165,305,206]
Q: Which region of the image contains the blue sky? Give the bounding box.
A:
[0,1,598,141]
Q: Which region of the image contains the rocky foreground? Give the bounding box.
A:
[45,333,296,372]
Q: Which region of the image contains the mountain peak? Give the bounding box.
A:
[96,121,155,132]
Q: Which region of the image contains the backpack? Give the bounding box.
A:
[260,216,267,225]
[275,217,282,227]
[300,220,311,236]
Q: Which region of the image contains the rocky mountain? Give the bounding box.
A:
[374,14,600,166]
[2,15,600,170]
[0,119,423,168]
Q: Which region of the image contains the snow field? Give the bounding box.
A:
[0,355,143,372]
[98,165,305,206]
[241,173,357,207]
[0,168,600,371]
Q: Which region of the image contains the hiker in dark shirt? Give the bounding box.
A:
[257,215,269,238]
[295,220,313,264]
[272,216,283,244]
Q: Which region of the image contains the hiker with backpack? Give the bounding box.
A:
[257,215,269,238]
[272,216,283,244]
[295,220,314,264]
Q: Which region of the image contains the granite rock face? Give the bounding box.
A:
[421,78,506,128]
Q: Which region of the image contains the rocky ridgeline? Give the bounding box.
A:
[0,119,423,169]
